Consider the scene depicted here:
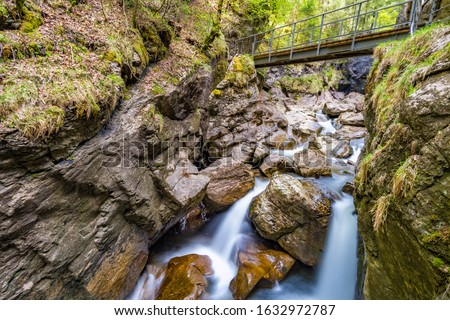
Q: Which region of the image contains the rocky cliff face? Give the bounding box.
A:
[355,25,450,299]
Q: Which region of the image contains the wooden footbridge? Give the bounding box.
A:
[236,0,448,67]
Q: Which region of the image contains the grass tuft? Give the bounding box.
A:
[372,195,391,232]
[392,157,418,200]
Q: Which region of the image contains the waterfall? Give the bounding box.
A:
[315,193,358,299]
[211,178,270,260]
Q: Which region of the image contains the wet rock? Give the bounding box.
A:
[253,143,271,165]
[265,129,288,148]
[157,254,213,300]
[341,57,373,93]
[249,173,331,266]
[231,143,255,163]
[293,148,332,177]
[259,154,294,177]
[334,125,368,140]
[268,87,288,100]
[337,111,365,127]
[176,204,210,232]
[333,141,353,158]
[344,92,365,112]
[342,181,355,194]
[323,100,355,117]
[312,136,353,159]
[156,161,210,208]
[201,158,255,212]
[229,249,295,300]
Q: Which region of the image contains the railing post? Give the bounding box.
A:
[373,10,378,30]
[351,2,363,51]
[429,0,438,25]
[290,23,296,60]
[317,14,325,56]
[409,0,418,35]
[339,20,343,40]
[268,30,274,63]
[251,35,256,56]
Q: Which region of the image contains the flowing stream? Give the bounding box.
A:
[128,114,365,300]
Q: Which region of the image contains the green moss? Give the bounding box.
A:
[142,104,164,132]
[432,257,444,268]
[0,80,38,117]
[152,82,165,95]
[212,89,223,97]
[232,54,255,76]
[276,66,342,94]
[222,55,256,89]
[0,2,8,18]
[422,228,450,245]
[19,7,44,33]
[16,0,25,16]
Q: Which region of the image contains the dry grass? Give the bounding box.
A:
[372,195,391,232]
[356,152,373,185]
[392,157,418,200]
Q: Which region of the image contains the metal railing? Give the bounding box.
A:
[237,0,443,62]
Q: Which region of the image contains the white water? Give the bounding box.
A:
[271,141,308,158]
[211,179,270,260]
[317,112,336,134]
[128,114,363,300]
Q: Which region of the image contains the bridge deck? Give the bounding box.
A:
[253,27,411,68]
[236,0,445,68]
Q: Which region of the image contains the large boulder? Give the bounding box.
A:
[340,57,373,93]
[156,254,213,300]
[229,249,295,300]
[293,148,332,177]
[157,161,210,208]
[337,111,365,127]
[249,173,331,266]
[201,158,255,212]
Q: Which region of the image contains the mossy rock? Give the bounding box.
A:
[19,7,43,33]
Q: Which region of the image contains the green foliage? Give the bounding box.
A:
[0,1,8,18]
[19,7,44,33]
[212,89,223,97]
[152,82,166,95]
[432,257,444,268]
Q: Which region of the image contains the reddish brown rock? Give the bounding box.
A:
[157,254,213,300]
[229,249,295,300]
